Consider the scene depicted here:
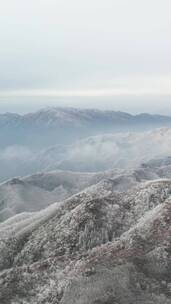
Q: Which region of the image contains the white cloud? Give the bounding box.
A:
[0,0,171,113]
[0,75,171,97]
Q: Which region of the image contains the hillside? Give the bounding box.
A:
[0,170,104,222]
[1,156,171,222]
[0,177,171,303]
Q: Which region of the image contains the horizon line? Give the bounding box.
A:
[1,88,171,97]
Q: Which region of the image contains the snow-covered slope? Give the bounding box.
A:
[0,177,171,303]
[1,108,171,302]
[0,169,128,222]
[1,156,171,223]
[0,177,59,222]
[0,171,99,222]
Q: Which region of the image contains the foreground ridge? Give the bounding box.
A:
[0,177,171,303]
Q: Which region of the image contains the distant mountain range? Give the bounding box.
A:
[1,107,171,148]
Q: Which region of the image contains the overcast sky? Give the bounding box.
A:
[0,0,171,113]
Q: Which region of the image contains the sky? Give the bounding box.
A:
[0,0,171,114]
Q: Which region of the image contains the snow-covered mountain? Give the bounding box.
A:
[1,127,171,182]
[1,156,171,222]
[0,168,142,222]
[1,107,171,148]
[0,172,171,303]
[0,108,171,303]
[0,170,110,222]
[1,106,171,181]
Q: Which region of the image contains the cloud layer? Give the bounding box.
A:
[0,0,171,101]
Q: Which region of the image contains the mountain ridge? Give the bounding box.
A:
[1,106,171,123]
[1,156,171,222]
[0,107,171,149]
[0,175,171,303]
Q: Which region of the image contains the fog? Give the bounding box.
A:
[0,128,171,181]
